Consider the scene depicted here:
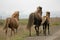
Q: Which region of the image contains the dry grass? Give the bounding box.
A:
[0,19,35,40]
[0,18,60,40]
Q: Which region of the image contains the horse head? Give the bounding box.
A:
[37,6,42,16]
[12,11,19,20]
[46,11,50,18]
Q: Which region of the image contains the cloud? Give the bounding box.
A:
[0,0,60,19]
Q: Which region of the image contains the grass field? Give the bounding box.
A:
[0,19,35,40]
[0,18,60,40]
[0,18,60,26]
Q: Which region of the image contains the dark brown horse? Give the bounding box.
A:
[42,11,50,36]
[27,6,42,36]
[4,11,19,36]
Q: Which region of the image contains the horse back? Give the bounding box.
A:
[9,18,19,28]
[4,17,19,29]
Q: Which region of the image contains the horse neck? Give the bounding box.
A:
[34,13,42,20]
[46,16,50,22]
[12,16,19,20]
[36,11,42,16]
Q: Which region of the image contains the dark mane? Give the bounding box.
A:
[27,6,42,36]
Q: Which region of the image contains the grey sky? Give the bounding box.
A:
[0,0,60,19]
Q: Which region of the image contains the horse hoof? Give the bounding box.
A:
[37,35,39,36]
[29,35,31,36]
[48,33,50,35]
[44,34,47,36]
[43,33,46,36]
[36,34,39,36]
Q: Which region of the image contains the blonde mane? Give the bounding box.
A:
[12,11,19,20]
[4,11,19,36]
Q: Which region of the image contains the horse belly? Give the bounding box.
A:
[8,21,18,29]
[34,17,41,26]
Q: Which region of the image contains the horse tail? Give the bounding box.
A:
[3,18,10,34]
[4,18,9,29]
[27,13,34,30]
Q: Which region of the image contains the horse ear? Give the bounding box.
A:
[11,11,19,21]
[12,11,19,17]
[37,6,42,10]
[46,11,50,18]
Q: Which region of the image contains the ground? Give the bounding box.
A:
[0,25,60,40]
[0,18,60,40]
[25,25,60,40]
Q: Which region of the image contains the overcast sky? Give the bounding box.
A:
[0,0,60,19]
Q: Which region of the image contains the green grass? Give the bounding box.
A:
[0,30,29,40]
[0,19,60,26]
[0,19,28,26]
[0,19,60,40]
[51,22,60,26]
[11,30,29,40]
[0,19,5,26]
[19,19,28,25]
[0,19,29,40]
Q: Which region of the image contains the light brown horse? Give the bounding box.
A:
[27,6,42,36]
[42,11,50,36]
[4,11,19,36]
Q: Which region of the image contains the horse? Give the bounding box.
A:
[42,11,50,36]
[4,11,19,36]
[27,6,42,36]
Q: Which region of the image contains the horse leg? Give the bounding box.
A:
[43,25,44,35]
[48,24,50,35]
[35,26,37,36]
[43,24,46,36]
[29,28,31,36]
[45,25,47,36]
[43,25,45,35]
[11,29,12,36]
[11,28,15,36]
[35,26,36,31]
[16,28,18,34]
[16,29,17,33]
[37,26,39,36]
[5,28,8,35]
[35,26,39,36]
